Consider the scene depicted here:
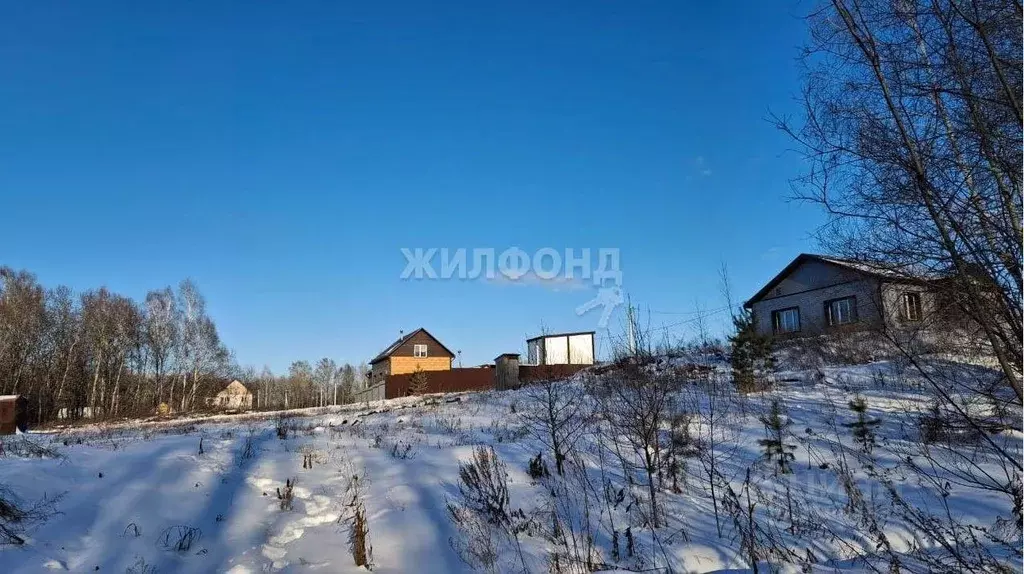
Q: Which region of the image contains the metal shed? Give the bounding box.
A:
[0,395,28,435]
[525,331,596,366]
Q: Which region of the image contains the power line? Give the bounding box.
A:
[648,304,733,316]
[652,306,732,331]
[589,305,733,338]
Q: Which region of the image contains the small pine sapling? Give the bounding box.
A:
[729,309,775,393]
[667,411,697,494]
[757,400,796,474]
[844,396,882,455]
[527,452,550,480]
[919,401,946,444]
[408,367,430,396]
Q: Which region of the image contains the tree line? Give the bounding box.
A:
[239,359,370,412]
[0,267,369,426]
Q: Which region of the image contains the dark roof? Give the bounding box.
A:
[744,253,935,308]
[525,331,596,343]
[370,328,456,364]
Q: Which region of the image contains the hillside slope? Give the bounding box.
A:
[0,358,1020,573]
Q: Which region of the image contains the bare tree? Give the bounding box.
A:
[779,0,1022,397]
[777,5,1022,568]
[43,286,80,423]
[0,267,234,425]
[287,360,313,410]
[144,288,178,410]
[81,288,115,417]
[256,365,275,409]
[177,279,228,412]
[313,358,338,407]
[339,363,356,404]
[517,379,592,476]
[690,370,740,539]
[593,363,676,528]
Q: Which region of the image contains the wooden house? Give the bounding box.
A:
[367,328,455,387]
[204,380,253,410]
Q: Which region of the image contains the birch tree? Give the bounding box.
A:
[780,0,1022,396]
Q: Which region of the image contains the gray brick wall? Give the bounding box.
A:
[767,259,867,298]
[879,282,938,330]
[751,278,884,337]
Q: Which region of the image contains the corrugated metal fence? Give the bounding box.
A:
[351,382,386,403]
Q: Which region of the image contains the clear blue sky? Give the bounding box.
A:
[0,1,824,372]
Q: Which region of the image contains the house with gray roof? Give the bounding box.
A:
[744,254,943,339]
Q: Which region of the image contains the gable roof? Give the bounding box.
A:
[744,253,934,308]
[217,380,251,395]
[370,328,455,364]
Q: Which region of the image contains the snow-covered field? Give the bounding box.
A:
[1,358,1020,573]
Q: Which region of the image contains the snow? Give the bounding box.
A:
[0,359,1019,573]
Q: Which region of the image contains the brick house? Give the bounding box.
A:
[744,253,942,339]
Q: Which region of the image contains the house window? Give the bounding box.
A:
[771,307,801,334]
[413,344,428,358]
[903,292,922,321]
[825,296,858,326]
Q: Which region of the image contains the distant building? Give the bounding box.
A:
[526,331,596,366]
[205,380,253,410]
[353,328,493,400]
[351,329,599,399]
[0,395,28,435]
[368,328,455,387]
[744,253,943,339]
[496,332,597,391]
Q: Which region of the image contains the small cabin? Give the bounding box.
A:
[526,331,595,366]
[0,395,28,435]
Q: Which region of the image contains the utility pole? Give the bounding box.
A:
[626,295,637,356]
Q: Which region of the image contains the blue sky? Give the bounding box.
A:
[0,1,824,372]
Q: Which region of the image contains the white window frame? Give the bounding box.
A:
[413,344,428,358]
[772,307,801,334]
[903,292,922,321]
[826,296,858,326]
